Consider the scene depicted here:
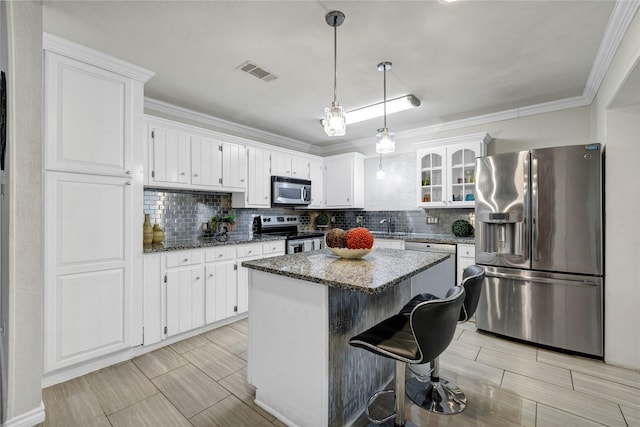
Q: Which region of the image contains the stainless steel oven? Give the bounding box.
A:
[253,215,324,254]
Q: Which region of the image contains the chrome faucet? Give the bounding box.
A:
[380,218,392,233]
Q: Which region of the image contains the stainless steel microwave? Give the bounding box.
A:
[271,176,311,207]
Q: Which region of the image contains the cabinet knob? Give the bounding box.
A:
[125,170,132,175]
[183,258,188,262]
[193,173,198,177]
[125,181,132,186]
[180,172,186,176]
[248,250,252,254]
[195,276,200,280]
[241,179,245,182]
[218,253,223,258]
[265,196,268,200]
[209,273,214,278]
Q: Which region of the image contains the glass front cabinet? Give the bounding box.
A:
[415,133,490,208]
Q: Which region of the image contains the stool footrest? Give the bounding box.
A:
[365,389,396,424]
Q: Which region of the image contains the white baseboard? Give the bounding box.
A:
[4,402,45,427]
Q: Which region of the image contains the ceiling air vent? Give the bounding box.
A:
[237,61,278,82]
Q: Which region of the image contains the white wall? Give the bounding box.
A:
[592,8,640,370]
[4,1,44,424]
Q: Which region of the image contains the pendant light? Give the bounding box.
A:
[376,154,386,180]
[376,61,396,154]
[323,11,346,137]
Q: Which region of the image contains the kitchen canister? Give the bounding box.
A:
[143,214,154,244]
[152,223,165,243]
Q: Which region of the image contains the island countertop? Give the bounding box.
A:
[242,248,449,294]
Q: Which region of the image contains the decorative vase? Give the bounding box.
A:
[143,214,153,244]
[152,223,165,243]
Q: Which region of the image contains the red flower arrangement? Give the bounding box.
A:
[346,227,374,249]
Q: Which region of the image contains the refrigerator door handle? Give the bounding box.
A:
[486,271,600,287]
[531,155,540,261]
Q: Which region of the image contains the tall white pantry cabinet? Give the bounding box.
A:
[43,34,154,375]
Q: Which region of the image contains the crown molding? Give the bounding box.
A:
[144,97,322,155]
[583,0,640,101]
[43,33,155,83]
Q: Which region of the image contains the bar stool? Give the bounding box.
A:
[349,286,465,427]
[401,265,485,414]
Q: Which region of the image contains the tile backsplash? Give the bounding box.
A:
[144,189,474,241]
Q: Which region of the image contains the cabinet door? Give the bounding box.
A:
[222,143,247,189]
[456,244,476,284]
[191,136,222,188]
[166,266,205,336]
[324,157,353,207]
[205,261,237,323]
[150,126,190,185]
[447,143,481,207]
[417,147,447,207]
[44,172,138,372]
[247,148,271,207]
[44,52,134,175]
[291,156,310,179]
[271,152,291,177]
[308,159,324,208]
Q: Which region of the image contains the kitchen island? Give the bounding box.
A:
[242,248,449,427]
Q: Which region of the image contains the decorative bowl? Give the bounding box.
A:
[327,246,375,259]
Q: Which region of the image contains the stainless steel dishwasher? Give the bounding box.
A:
[405,241,457,298]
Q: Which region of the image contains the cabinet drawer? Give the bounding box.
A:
[236,244,262,259]
[204,246,236,263]
[458,244,475,258]
[166,251,202,268]
[262,241,285,255]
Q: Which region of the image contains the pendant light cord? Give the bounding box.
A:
[383,66,387,129]
[333,19,338,104]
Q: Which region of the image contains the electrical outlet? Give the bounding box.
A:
[330,216,336,223]
[426,216,439,224]
[355,216,362,224]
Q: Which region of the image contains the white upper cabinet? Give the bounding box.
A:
[271,152,311,179]
[44,38,152,176]
[324,153,365,209]
[415,133,490,208]
[191,135,223,188]
[221,142,247,190]
[232,146,271,208]
[149,126,191,185]
[146,118,246,192]
[308,158,324,209]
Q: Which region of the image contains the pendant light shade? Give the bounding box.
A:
[376,61,396,154]
[324,11,346,137]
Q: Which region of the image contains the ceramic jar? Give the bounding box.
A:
[152,223,165,243]
[143,214,153,244]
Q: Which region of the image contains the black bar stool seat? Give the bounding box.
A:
[349,286,465,427]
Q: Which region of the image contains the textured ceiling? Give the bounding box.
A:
[43,1,617,148]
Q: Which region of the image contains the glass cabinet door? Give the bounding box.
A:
[417,147,447,207]
[448,144,480,207]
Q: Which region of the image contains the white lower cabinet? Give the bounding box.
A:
[205,261,237,323]
[456,244,476,284]
[146,241,285,341]
[44,172,141,373]
[166,266,205,337]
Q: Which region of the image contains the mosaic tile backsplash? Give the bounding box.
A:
[143,189,474,242]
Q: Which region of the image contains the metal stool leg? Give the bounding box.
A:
[365,360,418,427]
[405,358,467,415]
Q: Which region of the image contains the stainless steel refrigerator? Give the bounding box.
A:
[474,144,603,357]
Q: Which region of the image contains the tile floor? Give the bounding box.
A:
[40,318,640,426]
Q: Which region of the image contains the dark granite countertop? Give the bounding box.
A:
[143,233,286,253]
[371,232,475,245]
[241,248,450,294]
